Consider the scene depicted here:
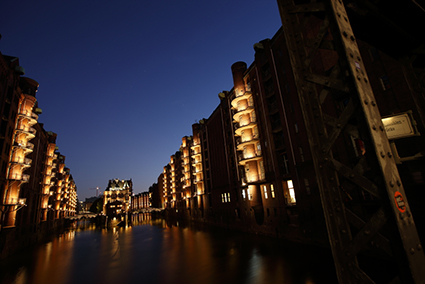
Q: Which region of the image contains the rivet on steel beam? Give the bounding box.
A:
[397,180,401,186]
[380,151,385,158]
[410,248,415,254]
[388,152,393,158]
[349,53,354,58]
[371,101,376,106]
[364,100,368,105]
[344,16,348,22]
[390,181,395,187]
[418,244,423,251]
[357,56,361,62]
[380,125,384,131]
[350,36,355,41]
[357,76,361,81]
[364,78,368,83]
[400,212,405,219]
[342,31,348,38]
[372,125,377,130]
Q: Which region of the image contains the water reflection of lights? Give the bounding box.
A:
[0,219,338,284]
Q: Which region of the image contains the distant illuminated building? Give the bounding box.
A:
[131,192,150,211]
[103,179,132,216]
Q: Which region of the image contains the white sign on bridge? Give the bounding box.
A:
[381,112,417,140]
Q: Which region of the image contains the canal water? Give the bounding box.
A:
[0,218,338,284]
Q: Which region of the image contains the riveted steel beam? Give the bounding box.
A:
[277,0,425,283]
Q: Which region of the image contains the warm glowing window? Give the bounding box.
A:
[227,192,230,202]
[287,180,296,204]
[263,185,268,199]
[242,189,246,200]
[270,184,275,198]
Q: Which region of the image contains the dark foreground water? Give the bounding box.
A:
[0,219,338,284]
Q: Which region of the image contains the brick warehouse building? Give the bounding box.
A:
[0,52,78,258]
[156,25,425,244]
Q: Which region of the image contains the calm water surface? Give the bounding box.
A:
[1,219,337,284]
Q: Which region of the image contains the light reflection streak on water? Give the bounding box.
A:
[0,219,337,284]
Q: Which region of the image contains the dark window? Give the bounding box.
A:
[261,63,271,78]
[380,75,391,90]
[369,47,380,61]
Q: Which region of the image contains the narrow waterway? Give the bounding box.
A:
[1,218,338,284]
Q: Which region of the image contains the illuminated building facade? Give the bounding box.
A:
[131,192,150,211]
[103,179,133,216]
[41,132,57,221]
[153,26,425,242]
[1,74,38,228]
[179,136,194,218]
[0,52,78,258]
[190,122,206,218]
[162,164,171,208]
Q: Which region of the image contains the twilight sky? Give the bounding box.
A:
[1,0,282,200]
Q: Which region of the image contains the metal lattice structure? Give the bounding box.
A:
[276,0,425,283]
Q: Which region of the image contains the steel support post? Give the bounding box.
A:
[276,0,425,283]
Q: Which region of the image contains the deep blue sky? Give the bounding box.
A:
[1,0,282,200]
